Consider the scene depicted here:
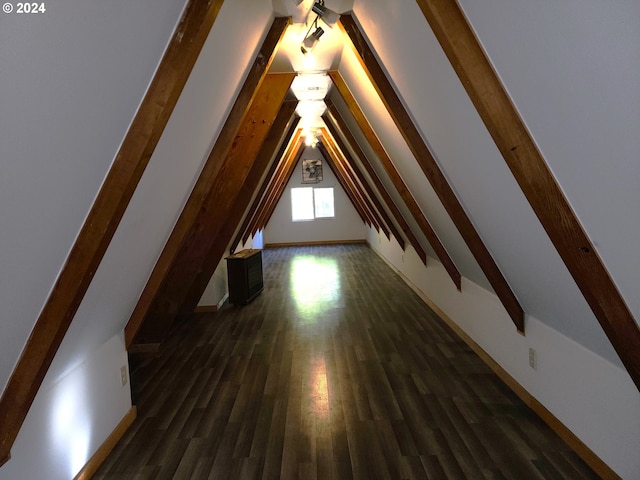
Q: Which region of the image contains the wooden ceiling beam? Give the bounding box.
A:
[319,128,390,239]
[256,136,306,232]
[317,141,372,229]
[241,129,303,244]
[339,16,522,329]
[322,113,406,251]
[230,119,300,254]
[125,18,291,347]
[321,118,406,250]
[323,106,432,264]
[318,141,380,233]
[328,74,461,287]
[130,73,294,346]
[255,138,304,233]
[414,0,640,389]
[321,133,380,232]
[0,0,228,466]
[178,101,298,317]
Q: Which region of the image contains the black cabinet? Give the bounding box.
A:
[226,249,263,305]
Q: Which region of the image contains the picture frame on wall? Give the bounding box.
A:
[302,159,323,183]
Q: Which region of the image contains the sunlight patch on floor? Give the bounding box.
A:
[290,255,340,321]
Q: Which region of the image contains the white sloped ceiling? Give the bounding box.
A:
[349,0,624,364]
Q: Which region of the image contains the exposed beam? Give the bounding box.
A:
[178,101,299,316]
[321,134,380,232]
[0,0,227,466]
[317,141,371,228]
[322,116,408,249]
[328,76,461,287]
[322,125,402,246]
[339,16,523,330]
[323,106,431,265]
[319,128,390,239]
[230,118,300,254]
[324,136,384,234]
[257,137,307,231]
[130,73,294,345]
[125,18,291,347]
[250,133,304,236]
[241,130,304,244]
[414,0,640,389]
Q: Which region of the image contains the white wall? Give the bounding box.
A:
[198,231,264,308]
[3,0,637,476]
[0,333,131,480]
[0,0,276,476]
[367,227,640,479]
[198,260,229,308]
[46,0,276,387]
[198,231,264,307]
[264,147,366,244]
[458,0,640,322]
[0,0,188,396]
[346,1,640,476]
[349,0,622,366]
[247,230,264,250]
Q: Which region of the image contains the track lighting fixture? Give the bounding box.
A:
[311,1,340,27]
[301,25,324,55]
[299,1,339,55]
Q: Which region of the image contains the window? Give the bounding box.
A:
[313,187,334,218]
[291,187,314,221]
[291,187,334,222]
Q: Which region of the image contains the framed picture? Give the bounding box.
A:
[302,159,323,183]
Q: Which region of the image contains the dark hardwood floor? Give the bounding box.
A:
[94,245,599,479]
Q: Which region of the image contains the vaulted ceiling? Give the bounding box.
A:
[1,0,638,470]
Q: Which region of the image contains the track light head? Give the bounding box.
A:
[301,26,325,55]
[311,2,340,27]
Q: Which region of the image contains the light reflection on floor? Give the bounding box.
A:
[289,255,340,322]
[286,253,339,440]
[308,355,329,420]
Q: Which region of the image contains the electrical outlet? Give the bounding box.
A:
[528,348,537,370]
[120,365,128,386]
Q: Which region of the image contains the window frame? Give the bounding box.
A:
[291,186,335,222]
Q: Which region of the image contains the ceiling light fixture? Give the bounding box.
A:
[300,1,339,55]
[295,100,327,119]
[301,24,324,55]
[291,73,332,102]
[303,128,320,148]
[311,1,340,27]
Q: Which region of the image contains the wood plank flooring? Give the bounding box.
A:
[94,245,599,479]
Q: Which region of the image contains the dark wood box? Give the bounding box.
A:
[226,249,263,305]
